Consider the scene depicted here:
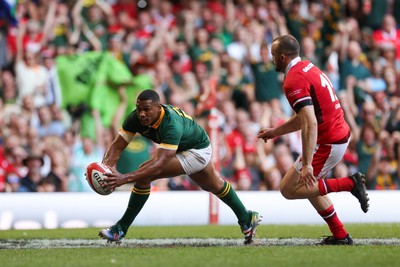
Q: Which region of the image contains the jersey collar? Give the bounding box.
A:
[285,56,301,76]
[150,106,165,129]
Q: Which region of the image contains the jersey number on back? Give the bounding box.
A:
[320,73,338,102]
[172,106,193,120]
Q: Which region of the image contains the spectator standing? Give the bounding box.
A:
[248,42,282,104]
[72,0,112,51]
[41,49,62,107]
[339,41,371,105]
[42,0,71,52]
[15,20,47,107]
[264,0,289,45]
[187,27,220,78]
[284,0,305,44]
[219,58,253,110]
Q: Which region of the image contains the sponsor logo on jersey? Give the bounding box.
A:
[288,89,302,97]
[302,63,314,73]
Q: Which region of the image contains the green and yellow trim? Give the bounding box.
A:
[160,143,179,150]
[118,128,135,143]
[132,186,151,195]
[150,106,165,129]
[216,182,231,198]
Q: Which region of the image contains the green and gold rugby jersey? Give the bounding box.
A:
[121,104,210,152]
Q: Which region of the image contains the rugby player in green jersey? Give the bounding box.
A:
[99,89,261,244]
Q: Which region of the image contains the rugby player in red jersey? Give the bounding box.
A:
[257,35,369,245]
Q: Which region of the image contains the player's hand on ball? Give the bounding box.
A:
[86,162,115,195]
[103,171,128,190]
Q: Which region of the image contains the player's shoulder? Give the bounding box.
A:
[292,60,315,73]
[159,105,179,126]
[289,60,320,80]
[161,104,175,113]
[285,62,307,82]
[161,104,176,119]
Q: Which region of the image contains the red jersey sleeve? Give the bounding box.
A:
[284,70,313,113]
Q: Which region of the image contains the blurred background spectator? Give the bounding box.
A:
[1,0,400,192]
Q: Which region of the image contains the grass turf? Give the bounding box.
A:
[1,224,400,267]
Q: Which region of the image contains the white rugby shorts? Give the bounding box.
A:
[176,145,212,175]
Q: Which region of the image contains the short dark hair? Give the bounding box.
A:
[272,35,300,57]
[137,89,160,103]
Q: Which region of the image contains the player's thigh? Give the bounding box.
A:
[189,162,224,193]
[280,165,302,192]
[148,156,186,180]
[136,157,185,187]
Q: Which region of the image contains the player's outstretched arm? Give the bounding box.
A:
[102,135,129,170]
[257,114,302,142]
[103,147,177,189]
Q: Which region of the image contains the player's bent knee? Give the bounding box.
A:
[281,191,296,200]
[280,186,297,200]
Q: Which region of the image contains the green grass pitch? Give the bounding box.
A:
[1,223,400,267]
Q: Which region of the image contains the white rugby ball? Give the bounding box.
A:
[86,162,114,195]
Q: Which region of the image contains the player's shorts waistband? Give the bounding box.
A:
[331,131,351,144]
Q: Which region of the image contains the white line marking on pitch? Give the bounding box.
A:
[2,238,400,249]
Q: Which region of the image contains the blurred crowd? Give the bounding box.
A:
[1,0,400,193]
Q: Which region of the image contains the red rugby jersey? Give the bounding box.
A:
[283,59,350,144]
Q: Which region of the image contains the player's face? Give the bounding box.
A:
[136,99,161,126]
[271,42,285,73]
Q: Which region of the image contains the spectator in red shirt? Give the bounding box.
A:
[112,0,137,30]
[0,135,22,192]
[22,19,44,54]
[372,14,400,60]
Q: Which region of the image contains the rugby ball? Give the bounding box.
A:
[86,162,114,195]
